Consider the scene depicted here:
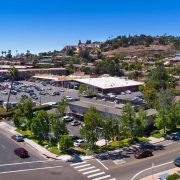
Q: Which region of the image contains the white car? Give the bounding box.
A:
[65,96,73,101]
[1,90,8,95]
[125,90,131,94]
[71,120,81,126]
[63,115,74,122]
[74,139,86,147]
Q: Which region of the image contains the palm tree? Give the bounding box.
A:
[6,66,19,111]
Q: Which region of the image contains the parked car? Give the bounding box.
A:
[74,139,86,147]
[71,120,81,126]
[55,91,60,95]
[1,90,8,95]
[63,115,74,122]
[11,90,17,95]
[65,96,73,101]
[31,95,38,100]
[138,142,164,151]
[11,135,25,142]
[39,91,46,95]
[165,132,180,141]
[14,148,29,158]
[125,90,131,94]
[69,135,80,141]
[174,157,180,167]
[134,149,153,159]
[21,94,28,99]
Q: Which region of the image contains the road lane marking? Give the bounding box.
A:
[83,169,100,175]
[87,172,105,178]
[108,178,116,180]
[95,159,108,170]
[78,166,96,171]
[92,175,111,180]
[74,164,91,169]
[109,147,180,170]
[0,165,63,175]
[70,161,87,166]
[0,160,58,167]
[130,161,173,180]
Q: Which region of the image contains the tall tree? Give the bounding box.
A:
[80,106,102,149]
[120,103,135,139]
[31,110,50,144]
[59,135,73,152]
[6,66,19,111]
[56,98,67,117]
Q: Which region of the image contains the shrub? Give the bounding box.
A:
[166,173,180,180]
[150,129,159,135]
[121,138,131,147]
[60,135,73,152]
[138,137,149,142]
[152,133,163,138]
[109,141,122,148]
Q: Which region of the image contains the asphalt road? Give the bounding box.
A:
[102,141,180,180]
[0,131,41,165]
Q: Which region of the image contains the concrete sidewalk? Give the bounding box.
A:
[148,137,166,144]
[141,167,180,180]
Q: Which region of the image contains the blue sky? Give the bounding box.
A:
[0,0,180,54]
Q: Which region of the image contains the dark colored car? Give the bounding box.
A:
[69,135,80,141]
[139,142,164,151]
[174,157,180,167]
[134,149,153,159]
[12,135,25,142]
[21,94,28,99]
[14,148,29,158]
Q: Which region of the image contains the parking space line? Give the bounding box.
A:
[83,169,100,175]
[87,172,105,178]
[78,166,96,172]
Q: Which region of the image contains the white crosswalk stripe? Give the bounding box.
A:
[83,169,100,175]
[87,172,105,178]
[78,166,96,172]
[70,161,87,166]
[74,164,91,169]
[71,161,115,180]
[92,175,111,180]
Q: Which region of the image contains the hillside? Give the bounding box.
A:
[102,44,176,57]
[100,35,180,57]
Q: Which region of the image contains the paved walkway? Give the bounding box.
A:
[141,167,180,180]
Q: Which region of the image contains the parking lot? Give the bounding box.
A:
[0,80,79,105]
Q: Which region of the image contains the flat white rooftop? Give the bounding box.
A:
[75,77,143,89]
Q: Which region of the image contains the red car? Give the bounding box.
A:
[14,148,29,158]
[134,149,153,159]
